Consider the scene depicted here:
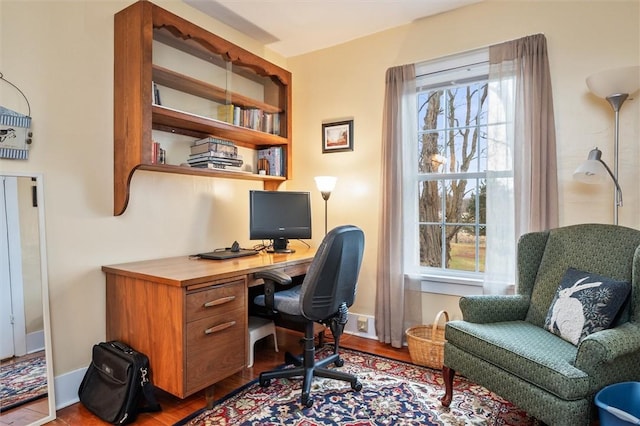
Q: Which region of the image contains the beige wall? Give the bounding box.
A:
[1,0,638,386]
[288,0,640,320]
[0,0,289,376]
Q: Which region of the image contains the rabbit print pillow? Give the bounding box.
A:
[544,267,630,345]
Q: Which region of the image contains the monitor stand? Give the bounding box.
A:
[267,238,295,254]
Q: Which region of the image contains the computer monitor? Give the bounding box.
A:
[249,190,312,253]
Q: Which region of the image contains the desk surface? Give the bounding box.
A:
[102,247,316,288]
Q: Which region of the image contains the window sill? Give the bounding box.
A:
[405,273,483,297]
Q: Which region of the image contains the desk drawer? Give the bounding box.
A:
[185,309,246,394]
[186,279,245,323]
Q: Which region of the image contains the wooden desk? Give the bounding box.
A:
[102,248,315,398]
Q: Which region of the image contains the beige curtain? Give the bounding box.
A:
[484,33,559,294]
[375,64,416,347]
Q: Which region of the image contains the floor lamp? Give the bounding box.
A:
[573,65,640,225]
[314,176,337,235]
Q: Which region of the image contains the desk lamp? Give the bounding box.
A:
[574,65,640,225]
[314,176,337,235]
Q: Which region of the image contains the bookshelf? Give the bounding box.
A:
[113,0,292,215]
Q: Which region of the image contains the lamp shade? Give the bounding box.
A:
[586,65,640,98]
[573,148,609,184]
[573,160,608,184]
[314,176,337,193]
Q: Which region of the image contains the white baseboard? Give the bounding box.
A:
[344,312,377,340]
[54,366,86,410]
[26,330,45,354]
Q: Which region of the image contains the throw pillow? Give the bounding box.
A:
[544,267,630,345]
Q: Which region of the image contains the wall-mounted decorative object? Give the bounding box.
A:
[1,73,33,160]
[322,119,353,153]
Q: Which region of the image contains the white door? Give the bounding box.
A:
[0,176,26,359]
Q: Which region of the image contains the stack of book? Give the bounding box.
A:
[188,137,243,170]
[257,146,285,176]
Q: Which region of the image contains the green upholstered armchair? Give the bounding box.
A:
[441,223,640,426]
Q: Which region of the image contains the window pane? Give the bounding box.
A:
[419,224,442,268]
[417,90,444,131]
[418,132,446,174]
[478,226,486,272]
[446,225,474,271]
[418,180,442,223]
[444,178,475,226]
[446,225,486,272]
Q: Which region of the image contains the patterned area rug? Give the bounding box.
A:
[0,352,48,412]
[175,348,537,425]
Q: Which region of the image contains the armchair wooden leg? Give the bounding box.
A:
[440,365,455,407]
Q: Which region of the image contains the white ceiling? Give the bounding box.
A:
[183,0,483,58]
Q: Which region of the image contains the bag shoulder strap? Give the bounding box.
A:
[137,364,161,413]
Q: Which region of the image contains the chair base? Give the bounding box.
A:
[258,321,362,407]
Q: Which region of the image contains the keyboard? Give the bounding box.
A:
[198,249,258,260]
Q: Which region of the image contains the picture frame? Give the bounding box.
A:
[322,120,353,153]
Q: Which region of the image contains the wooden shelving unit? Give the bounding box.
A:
[113,0,292,215]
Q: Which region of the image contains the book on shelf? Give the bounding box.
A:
[272,113,280,136]
[257,147,285,177]
[217,104,234,124]
[151,141,159,164]
[233,106,241,126]
[152,81,161,105]
[188,156,243,169]
[188,150,243,168]
[189,151,240,161]
[191,137,238,157]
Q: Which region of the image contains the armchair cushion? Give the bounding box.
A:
[544,268,631,345]
[459,295,530,323]
[446,320,588,400]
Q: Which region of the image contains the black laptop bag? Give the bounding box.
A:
[78,341,161,424]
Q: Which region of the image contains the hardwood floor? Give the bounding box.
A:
[49,328,411,425]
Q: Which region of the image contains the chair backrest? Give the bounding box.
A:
[520,223,640,327]
[299,225,365,322]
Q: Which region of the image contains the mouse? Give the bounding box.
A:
[230,241,240,252]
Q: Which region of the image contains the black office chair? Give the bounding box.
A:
[253,225,365,407]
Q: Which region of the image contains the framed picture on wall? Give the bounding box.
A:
[322,120,353,153]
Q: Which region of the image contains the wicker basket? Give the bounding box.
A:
[406,310,449,369]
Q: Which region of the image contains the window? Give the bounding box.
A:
[404,49,512,290]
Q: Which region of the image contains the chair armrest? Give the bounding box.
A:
[254,269,292,285]
[459,295,530,323]
[254,270,293,312]
[575,322,640,369]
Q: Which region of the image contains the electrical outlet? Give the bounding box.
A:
[357,317,368,333]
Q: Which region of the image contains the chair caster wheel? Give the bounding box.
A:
[334,358,344,367]
[301,394,313,408]
[259,378,271,387]
[352,381,363,391]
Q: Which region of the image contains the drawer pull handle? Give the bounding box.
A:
[204,321,236,335]
[203,296,236,308]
